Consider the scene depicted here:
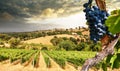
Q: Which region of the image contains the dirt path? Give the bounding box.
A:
[21,54,36,71]
[65,62,77,71]
[0,59,23,71]
[35,52,47,71]
[48,58,65,71]
[0,60,11,71]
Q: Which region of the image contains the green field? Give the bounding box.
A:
[0,48,97,68]
[43,51,96,68]
[0,48,39,65]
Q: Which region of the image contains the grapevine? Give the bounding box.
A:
[44,51,96,68]
[82,0,120,71]
[42,52,51,68]
[0,48,37,63]
[32,50,40,67]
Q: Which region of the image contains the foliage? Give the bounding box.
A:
[50,35,102,51]
[99,9,120,71]
[42,52,51,68]
[50,37,63,46]
[50,36,77,46]
[69,37,78,44]
[76,42,89,51]
[105,9,120,34]
[41,47,48,50]
[44,51,96,68]
[3,29,72,41]
[101,51,120,71]
[0,34,11,40]
[8,37,21,48]
[89,41,102,51]
[58,40,76,51]
[0,48,37,63]
[75,41,102,51]
[76,31,82,35]
[32,51,40,67]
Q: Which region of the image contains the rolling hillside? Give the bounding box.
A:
[24,34,79,45]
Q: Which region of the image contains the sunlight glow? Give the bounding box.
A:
[26,12,88,29]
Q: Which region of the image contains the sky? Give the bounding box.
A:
[0,0,120,32]
[0,12,87,32]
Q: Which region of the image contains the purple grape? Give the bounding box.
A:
[83,3,89,8]
[83,0,112,42]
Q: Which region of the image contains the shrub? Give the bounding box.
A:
[8,37,21,48]
[58,40,76,51]
[41,47,48,50]
[50,37,63,46]
[76,42,90,51]
[69,37,77,44]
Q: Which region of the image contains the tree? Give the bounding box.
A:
[50,37,63,46]
[0,34,10,40]
[58,40,76,51]
[76,42,89,51]
[8,37,21,48]
[70,37,78,44]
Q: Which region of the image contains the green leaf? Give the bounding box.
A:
[111,10,120,15]
[112,58,120,69]
[110,54,117,68]
[105,10,120,34]
[117,53,120,60]
[102,62,107,71]
[118,47,120,52]
[106,55,113,64]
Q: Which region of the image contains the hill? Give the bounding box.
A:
[24,34,79,45]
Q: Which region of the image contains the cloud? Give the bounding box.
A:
[0,12,14,21]
[0,0,120,23]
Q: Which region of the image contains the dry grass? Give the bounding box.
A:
[23,34,78,45]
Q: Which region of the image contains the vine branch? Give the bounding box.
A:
[81,34,120,71]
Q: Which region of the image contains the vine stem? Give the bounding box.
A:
[81,34,120,71]
[95,0,106,11]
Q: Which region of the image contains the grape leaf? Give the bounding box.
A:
[106,55,113,64]
[110,54,117,68]
[112,58,120,69]
[112,53,120,69]
[111,10,120,15]
[102,62,107,71]
[105,10,120,34]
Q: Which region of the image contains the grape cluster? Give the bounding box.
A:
[83,0,110,42]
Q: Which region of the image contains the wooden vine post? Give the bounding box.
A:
[81,0,120,71]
